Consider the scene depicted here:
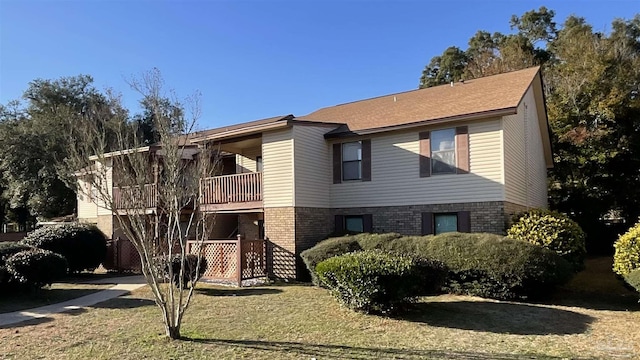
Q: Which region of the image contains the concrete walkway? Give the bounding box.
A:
[0,275,147,327]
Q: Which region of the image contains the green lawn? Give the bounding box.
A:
[1,258,639,359]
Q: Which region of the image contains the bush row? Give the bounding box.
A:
[316,250,446,314]
[0,242,68,290]
[21,223,107,273]
[302,232,573,301]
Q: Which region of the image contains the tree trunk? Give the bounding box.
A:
[165,324,181,339]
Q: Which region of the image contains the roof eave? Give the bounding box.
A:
[190,121,292,143]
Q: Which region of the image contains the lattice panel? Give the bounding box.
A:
[241,241,266,279]
[196,242,237,280]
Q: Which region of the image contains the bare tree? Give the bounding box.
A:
[60,69,217,339]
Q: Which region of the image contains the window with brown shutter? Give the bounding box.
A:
[332,143,342,184]
[361,139,371,181]
[422,211,472,235]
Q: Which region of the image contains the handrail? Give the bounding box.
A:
[200,172,262,204]
[113,184,158,209]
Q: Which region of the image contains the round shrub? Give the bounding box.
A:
[508,209,586,270]
[624,268,640,294]
[21,224,107,273]
[613,221,640,276]
[300,235,362,286]
[0,242,34,288]
[6,249,68,288]
[316,250,447,314]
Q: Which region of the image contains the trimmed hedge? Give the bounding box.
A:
[613,221,640,276]
[419,233,573,300]
[21,224,107,273]
[301,235,362,285]
[305,232,573,300]
[507,209,586,270]
[6,249,68,288]
[0,242,34,287]
[624,268,640,294]
[316,250,446,314]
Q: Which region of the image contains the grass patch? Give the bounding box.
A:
[0,282,112,314]
[0,258,639,359]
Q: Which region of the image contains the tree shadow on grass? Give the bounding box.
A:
[536,289,640,312]
[0,316,53,329]
[196,288,282,297]
[90,297,155,309]
[183,338,594,360]
[396,300,595,335]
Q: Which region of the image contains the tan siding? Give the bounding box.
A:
[329,120,504,208]
[96,160,113,216]
[293,126,331,208]
[77,177,98,219]
[236,146,261,173]
[262,128,294,207]
[503,86,548,208]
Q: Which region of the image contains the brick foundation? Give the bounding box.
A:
[332,201,510,235]
[264,207,296,279]
[264,202,529,280]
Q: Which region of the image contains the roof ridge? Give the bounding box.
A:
[315,66,540,110]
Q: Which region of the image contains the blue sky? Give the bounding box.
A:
[0,1,637,129]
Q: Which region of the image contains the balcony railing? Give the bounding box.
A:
[113,184,158,210]
[200,172,262,205]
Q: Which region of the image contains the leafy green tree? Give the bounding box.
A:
[418,46,468,88]
[418,9,640,253]
[0,76,125,221]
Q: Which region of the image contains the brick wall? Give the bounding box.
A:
[294,207,333,280]
[332,201,508,235]
[264,207,296,279]
[504,201,530,228]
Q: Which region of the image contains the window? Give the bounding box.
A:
[345,216,364,233]
[256,156,263,172]
[431,128,456,174]
[342,141,362,180]
[434,213,458,234]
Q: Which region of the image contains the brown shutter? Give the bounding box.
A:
[457,211,471,232]
[361,139,371,181]
[421,212,434,235]
[363,214,373,233]
[419,131,431,177]
[333,143,342,184]
[334,215,344,234]
[456,126,469,174]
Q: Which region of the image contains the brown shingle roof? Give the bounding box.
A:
[296,67,540,132]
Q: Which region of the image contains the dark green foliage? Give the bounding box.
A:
[508,209,586,271]
[300,235,362,285]
[21,224,107,273]
[0,241,33,266]
[408,233,573,300]
[0,242,35,289]
[166,254,208,288]
[624,268,640,294]
[305,232,573,300]
[316,250,447,314]
[5,249,68,288]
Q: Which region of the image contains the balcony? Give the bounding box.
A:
[113,184,158,212]
[200,172,263,212]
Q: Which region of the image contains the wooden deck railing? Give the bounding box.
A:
[113,184,158,209]
[200,172,262,205]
